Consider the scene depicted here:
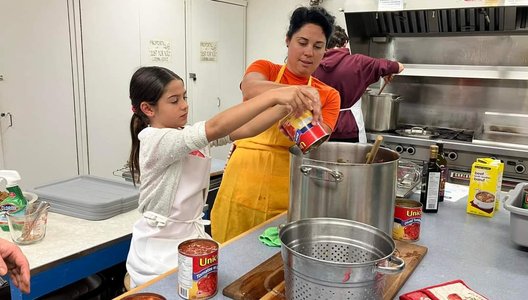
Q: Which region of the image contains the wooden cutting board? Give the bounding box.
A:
[223,240,427,300]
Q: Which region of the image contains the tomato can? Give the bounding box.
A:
[280,110,329,154]
[522,188,528,209]
[178,239,219,299]
[393,199,422,242]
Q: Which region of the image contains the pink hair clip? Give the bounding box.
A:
[131,105,137,114]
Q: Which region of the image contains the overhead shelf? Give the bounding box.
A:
[399,64,528,80]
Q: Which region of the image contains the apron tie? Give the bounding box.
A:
[143,211,210,238]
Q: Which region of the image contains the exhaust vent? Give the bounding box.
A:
[346,6,526,37]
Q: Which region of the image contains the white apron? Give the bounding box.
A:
[126,151,211,288]
[340,99,367,143]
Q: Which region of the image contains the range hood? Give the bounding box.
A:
[344,0,528,37]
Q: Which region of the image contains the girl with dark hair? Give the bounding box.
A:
[125,66,315,287]
[211,6,341,242]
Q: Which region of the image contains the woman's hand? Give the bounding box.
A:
[266,86,316,117]
[300,86,323,125]
[0,239,30,293]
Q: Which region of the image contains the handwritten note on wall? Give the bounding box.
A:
[149,40,171,62]
[200,42,217,62]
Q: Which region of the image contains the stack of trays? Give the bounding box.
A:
[32,175,139,220]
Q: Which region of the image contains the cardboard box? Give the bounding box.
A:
[466,158,504,217]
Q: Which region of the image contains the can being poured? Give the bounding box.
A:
[393,199,422,242]
[280,110,329,154]
[178,239,219,299]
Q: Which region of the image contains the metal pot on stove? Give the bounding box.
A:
[365,92,403,132]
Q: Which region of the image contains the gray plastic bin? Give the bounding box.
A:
[504,182,528,247]
[32,175,139,220]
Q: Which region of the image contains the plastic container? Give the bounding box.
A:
[32,175,139,220]
[503,182,528,247]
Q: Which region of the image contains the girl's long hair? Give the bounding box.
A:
[128,66,183,185]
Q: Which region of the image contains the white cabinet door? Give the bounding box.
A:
[81,0,185,180]
[0,0,79,188]
[187,0,246,160]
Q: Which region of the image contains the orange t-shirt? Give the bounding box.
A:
[245,60,341,131]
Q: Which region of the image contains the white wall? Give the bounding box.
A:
[245,0,347,66]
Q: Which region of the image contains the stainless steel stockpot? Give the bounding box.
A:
[288,142,399,235]
[365,92,403,131]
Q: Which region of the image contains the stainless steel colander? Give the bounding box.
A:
[279,217,404,300]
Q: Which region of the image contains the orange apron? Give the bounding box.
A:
[211,66,312,242]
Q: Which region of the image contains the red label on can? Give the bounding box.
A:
[280,111,328,153]
[178,239,218,299]
[393,200,422,242]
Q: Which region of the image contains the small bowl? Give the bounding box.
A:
[474,191,495,210]
[121,293,166,300]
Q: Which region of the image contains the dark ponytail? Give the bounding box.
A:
[127,66,183,185]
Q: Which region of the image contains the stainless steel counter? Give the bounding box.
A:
[116,188,528,300]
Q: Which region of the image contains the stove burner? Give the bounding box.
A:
[396,125,474,142]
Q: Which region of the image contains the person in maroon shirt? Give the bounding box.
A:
[313,25,404,142]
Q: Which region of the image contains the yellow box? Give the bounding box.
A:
[466,158,504,217]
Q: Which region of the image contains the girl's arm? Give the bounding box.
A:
[204,86,314,142]
[228,105,289,141]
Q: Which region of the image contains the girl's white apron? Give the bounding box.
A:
[127,152,211,288]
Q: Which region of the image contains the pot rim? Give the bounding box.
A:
[279,217,396,268]
[288,145,400,166]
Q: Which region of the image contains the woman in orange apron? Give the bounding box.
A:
[211,6,341,243]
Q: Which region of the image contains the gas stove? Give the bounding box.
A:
[367,126,528,189]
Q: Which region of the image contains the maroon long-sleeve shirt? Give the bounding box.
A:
[313,48,400,140]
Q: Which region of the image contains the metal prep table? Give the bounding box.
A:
[115,185,528,300]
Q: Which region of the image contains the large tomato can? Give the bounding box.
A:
[178,239,219,299]
[393,199,422,242]
[280,110,329,154]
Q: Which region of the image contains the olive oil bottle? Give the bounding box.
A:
[420,145,441,213]
[436,143,448,202]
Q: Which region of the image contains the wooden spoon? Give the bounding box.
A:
[378,79,388,95]
[366,135,383,164]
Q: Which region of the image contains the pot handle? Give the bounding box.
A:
[375,254,405,275]
[300,165,343,182]
[393,96,404,102]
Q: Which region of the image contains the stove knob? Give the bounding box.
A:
[395,145,404,153]
[515,164,526,174]
[447,151,458,161]
[406,146,416,155]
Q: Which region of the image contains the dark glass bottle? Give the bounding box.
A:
[436,143,448,202]
[420,145,441,213]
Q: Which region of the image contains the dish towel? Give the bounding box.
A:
[259,226,281,247]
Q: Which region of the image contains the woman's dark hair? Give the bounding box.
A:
[286,6,336,47]
[327,25,349,48]
[128,66,183,185]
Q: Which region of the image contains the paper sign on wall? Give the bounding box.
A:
[378,0,404,11]
[505,0,528,5]
[149,40,171,62]
[200,42,217,62]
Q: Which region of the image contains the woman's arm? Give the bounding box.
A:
[240,71,288,101]
[205,86,314,142]
[241,71,323,124]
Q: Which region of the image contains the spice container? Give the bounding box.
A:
[6,200,50,245]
